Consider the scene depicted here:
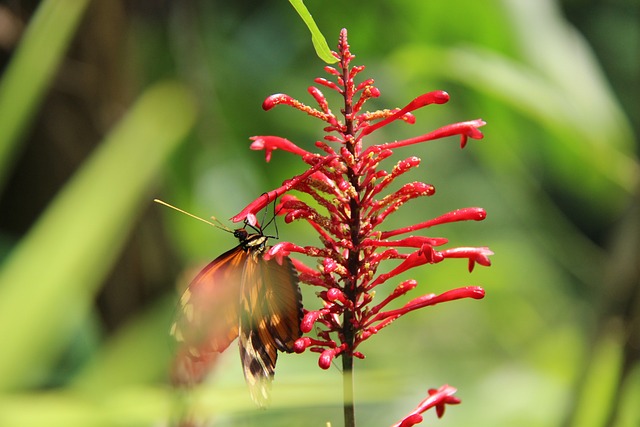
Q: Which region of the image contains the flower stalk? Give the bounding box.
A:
[233,29,491,426]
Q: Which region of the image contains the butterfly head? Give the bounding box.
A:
[235,227,269,252]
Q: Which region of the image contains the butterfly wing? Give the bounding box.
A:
[239,253,303,406]
[171,245,246,386]
[255,255,303,352]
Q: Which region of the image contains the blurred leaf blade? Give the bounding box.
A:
[0,81,197,392]
[0,386,172,427]
[71,297,175,391]
[0,0,91,191]
[391,43,638,204]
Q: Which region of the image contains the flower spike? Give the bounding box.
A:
[234,29,491,426]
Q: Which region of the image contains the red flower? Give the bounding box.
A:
[233,28,491,425]
[392,385,462,427]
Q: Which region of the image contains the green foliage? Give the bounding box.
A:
[0,81,196,392]
[288,0,337,64]
[0,0,637,426]
[0,0,91,189]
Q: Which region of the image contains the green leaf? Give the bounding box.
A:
[70,297,176,391]
[288,0,337,64]
[0,0,91,191]
[0,81,197,392]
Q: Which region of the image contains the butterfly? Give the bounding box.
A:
[156,200,303,406]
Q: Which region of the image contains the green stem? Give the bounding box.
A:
[342,348,355,427]
[342,52,359,427]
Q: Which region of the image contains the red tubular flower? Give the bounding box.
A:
[392,385,462,427]
[233,29,490,426]
[250,136,313,162]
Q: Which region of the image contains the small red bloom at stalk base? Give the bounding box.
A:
[393,385,462,427]
[234,29,491,425]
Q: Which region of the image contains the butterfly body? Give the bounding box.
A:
[171,227,302,406]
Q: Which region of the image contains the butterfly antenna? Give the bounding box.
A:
[260,192,281,239]
[272,197,280,239]
[153,199,233,233]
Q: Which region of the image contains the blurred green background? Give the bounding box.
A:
[0,0,638,426]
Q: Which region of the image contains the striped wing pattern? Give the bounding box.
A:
[171,245,245,354]
[239,252,303,406]
[170,232,302,406]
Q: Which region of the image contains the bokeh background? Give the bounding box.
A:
[0,0,638,426]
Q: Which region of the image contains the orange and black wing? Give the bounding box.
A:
[171,245,247,385]
[238,254,303,406]
[255,255,303,352]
